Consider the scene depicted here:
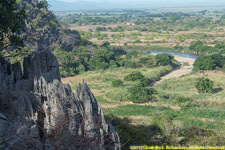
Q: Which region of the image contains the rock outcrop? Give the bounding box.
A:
[0,50,120,150]
[20,0,81,52]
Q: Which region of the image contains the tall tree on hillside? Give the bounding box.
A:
[0,0,26,53]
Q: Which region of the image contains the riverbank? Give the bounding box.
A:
[154,55,196,84]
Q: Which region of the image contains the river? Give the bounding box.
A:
[150,51,198,59]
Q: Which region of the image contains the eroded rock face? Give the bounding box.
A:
[0,51,120,150]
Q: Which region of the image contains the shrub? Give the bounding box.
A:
[124,71,145,81]
[155,53,175,66]
[128,85,158,103]
[124,61,136,68]
[110,46,126,56]
[102,41,110,47]
[126,50,138,59]
[195,78,214,93]
[138,78,154,87]
[139,57,151,64]
[223,64,225,73]
[139,57,155,68]
[106,115,163,149]
[193,56,216,71]
[109,60,119,69]
[182,127,215,143]
[176,97,192,103]
[112,79,124,87]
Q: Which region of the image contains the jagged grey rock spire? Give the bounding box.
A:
[0,51,120,150]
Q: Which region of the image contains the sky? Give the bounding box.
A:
[47,0,225,11]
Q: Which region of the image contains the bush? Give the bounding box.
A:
[223,64,225,73]
[124,71,145,81]
[139,57,151,64]
[126,50,138,59]
[139,57,155,68]
[155,53,175,66]
[128,85,158,103]
[193,56,216,71]
[124,61,137,68]
[195,78,214,93]
[112,79,124,87]
[182,127,215,144]
[138,78,154,87]
[109,60,119,69]
[102,41,110,47]
[176,97,192,103]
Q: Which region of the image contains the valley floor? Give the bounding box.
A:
[62,54,225,136]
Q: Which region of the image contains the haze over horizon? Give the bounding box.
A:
[48,0,225,11]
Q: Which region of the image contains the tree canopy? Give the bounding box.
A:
[155,53,175,66]
[0,0,26,52]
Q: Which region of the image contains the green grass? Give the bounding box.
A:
[154,71,225,132]
[105,104,173,116]
[88,83,107,90]
[64,56,225,145]
[95,96,115,104]
[69,67,225,132]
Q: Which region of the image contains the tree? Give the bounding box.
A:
[193,56,216,71]
[195,78,214,93]
[214,42,225,50]
[155,53,175,66]
[54,48,79,77]
[0,0,26,52]
[37,0,49,9]
[88,57,109,70]
[102,41,110,47]
[124,71,145,81]
[128,85,158,103]
[210,54,225,68]
[189,41,204,54]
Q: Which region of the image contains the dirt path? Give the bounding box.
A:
[155,55,196,84]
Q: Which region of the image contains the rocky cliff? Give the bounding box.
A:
[19,0,81,52]
[0,50,120,150]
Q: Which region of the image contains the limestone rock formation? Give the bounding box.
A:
[20,0,81,52]
[0,50,120,150]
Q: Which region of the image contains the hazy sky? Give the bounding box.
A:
[48,0,225,11]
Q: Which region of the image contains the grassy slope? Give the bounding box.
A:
[155,71,225,132]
